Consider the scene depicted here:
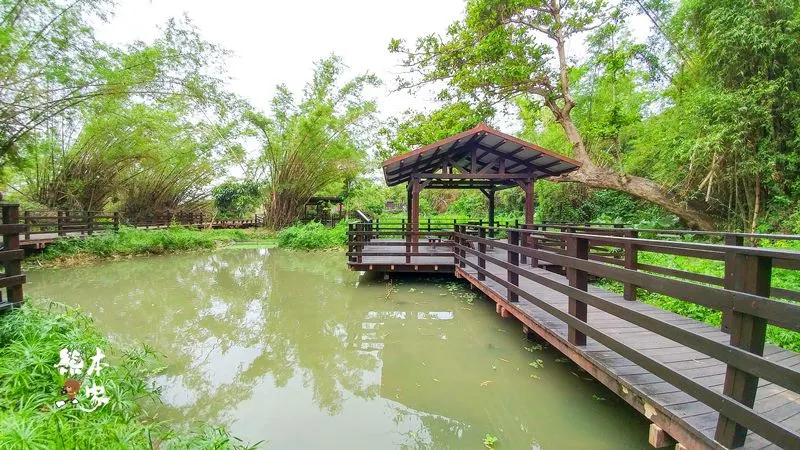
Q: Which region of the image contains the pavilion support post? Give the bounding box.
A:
[487,189,495,239]
[523,179,534,226]
[411,177,420,253]
[405,184,412,260]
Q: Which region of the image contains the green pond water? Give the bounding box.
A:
[27,248,650,449]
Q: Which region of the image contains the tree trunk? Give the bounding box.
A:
[554,163,717,231]
[552,112,717,231]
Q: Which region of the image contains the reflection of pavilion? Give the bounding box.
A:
[354,307,477,446]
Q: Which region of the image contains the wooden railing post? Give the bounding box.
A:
[355,223,363,263]
[452,225,459,266]
[567,235,589,346]
[87,211,94,235]
[519,224,528,265]
[347,223,354,262]
[507,229,520,302]
[458,225,466,269]
[715,252,771,448]
[478,227,486,281]
[721,234,745,334]
[623,229,639,301]
[23,210,30,240]
[530,225,539,268]
[427,218,431,234]
[57,211,65,237]
[2,204,24,305]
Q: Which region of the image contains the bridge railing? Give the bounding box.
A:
[346,222,454,265]
[22,210,118,238]
[452,224,800,449]
[0,204,25,310]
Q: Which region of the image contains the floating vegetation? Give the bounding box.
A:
[529,359,544,369]
[554,356,569,363]
[483,434,499,449]
[524,343,543,352]
[592,394,607,401]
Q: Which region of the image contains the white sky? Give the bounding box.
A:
[96,0,467,119]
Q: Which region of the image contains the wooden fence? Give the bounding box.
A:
[18,210,265,240]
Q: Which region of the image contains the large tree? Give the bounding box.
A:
[390,0,717,230]
[0,0,228,175]
[243,56,379,229]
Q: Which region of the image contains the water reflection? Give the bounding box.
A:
[27,249,649,449]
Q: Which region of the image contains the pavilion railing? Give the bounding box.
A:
[450,224,800,449]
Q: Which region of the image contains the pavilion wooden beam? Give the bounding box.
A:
[386,143,473,179]
[415,173,534,180]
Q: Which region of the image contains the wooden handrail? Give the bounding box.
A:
[446,226,800,449]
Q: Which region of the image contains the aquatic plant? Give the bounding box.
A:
[528,359,544,369]
[483,433,498,448]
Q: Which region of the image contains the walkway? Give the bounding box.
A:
[456,244,799,450]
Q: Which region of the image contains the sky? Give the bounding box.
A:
[96,0,467,119]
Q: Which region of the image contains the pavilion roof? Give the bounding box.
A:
[382,123,580,187]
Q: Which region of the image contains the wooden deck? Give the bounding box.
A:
[347,238,455,273]
[456,244,799,450]
[347,232,800,449]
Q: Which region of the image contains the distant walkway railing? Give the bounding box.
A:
[17,210,265,244]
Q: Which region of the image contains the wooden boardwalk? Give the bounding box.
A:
[456,244,799,450]
[348,238,455,273]
[347,225,800,449]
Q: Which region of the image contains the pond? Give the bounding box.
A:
[27,248,650,449]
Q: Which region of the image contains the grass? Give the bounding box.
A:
[29,226,276,266]
[0,301,255,449]
[276,221,347,250]
[596,249,800,352]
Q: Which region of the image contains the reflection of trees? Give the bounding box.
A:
[26,249,382,426]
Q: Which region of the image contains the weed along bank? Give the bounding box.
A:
[348,127,800,450]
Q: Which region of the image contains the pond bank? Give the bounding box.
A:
[0,301,255,449]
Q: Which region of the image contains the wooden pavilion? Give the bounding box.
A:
[382,123,581,240]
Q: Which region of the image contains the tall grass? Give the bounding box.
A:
[37,226,273,261]
[0,302,254,449]
[276,221,348,249]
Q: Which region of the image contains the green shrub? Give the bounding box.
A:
[39,227,258,260]
[277,221,348,249]
[0,302,253,449]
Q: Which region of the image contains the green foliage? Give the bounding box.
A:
[243,56,379,229]
[276,221,348,250]
[212,180,263,219]
[482,433,498,449]
[0,302,251,449]
[38,227,258,260]
[445,191,485,217]
[343,177,390,217]
[376,102,493,161]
